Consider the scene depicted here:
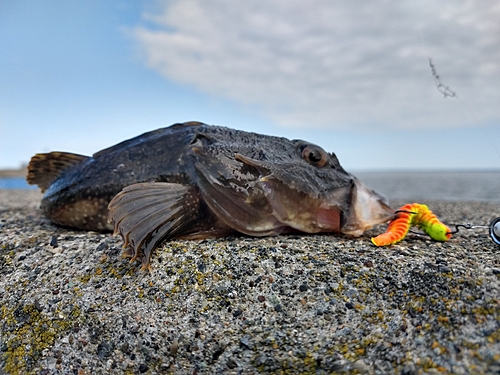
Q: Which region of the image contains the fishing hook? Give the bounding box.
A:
[395,209,417,215]
[447,217,500,245]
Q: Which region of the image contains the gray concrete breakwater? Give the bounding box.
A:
[1,190,499,374]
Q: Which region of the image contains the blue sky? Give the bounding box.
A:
[1,0,499,171]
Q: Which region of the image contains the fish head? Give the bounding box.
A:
[235,142,394,236]
[192,132,394,237]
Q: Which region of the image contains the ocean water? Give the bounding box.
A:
[355,171,500,203]
[1,171,499,202]
[0,177,37,189]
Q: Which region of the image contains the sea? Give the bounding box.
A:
[354,170,500,202]
[1,171,499,202]
[0,177,38,190]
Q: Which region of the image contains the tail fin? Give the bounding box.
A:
[27,152,89,192]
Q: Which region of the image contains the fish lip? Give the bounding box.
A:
[341,179,395,236]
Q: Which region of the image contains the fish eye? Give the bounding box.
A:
[300,144,329,167]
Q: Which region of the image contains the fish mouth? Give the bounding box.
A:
[340,179,395,236]
[257,175,394,236]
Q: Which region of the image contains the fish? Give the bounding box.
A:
[27,121,395,269]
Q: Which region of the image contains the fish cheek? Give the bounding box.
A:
[194,161,286,236]
[258,178,342,233]
[43,197,112,231]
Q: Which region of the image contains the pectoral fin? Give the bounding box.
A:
[108,182,201,270]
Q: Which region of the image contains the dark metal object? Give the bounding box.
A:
[447,218,500,245]
[489,217,500,245]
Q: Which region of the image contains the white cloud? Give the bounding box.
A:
[133,0,500,130]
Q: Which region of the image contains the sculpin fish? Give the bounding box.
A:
[28,122,394,269]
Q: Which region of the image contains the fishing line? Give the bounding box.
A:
[372,203,500,246]
[413,1,500,162]
[397,207,500,246]
[370,4,499,248]
[407,220,500,245]
[409,3,500,246]
[429,58,500,160]
[447,218,500,245]
[424,56,500,245]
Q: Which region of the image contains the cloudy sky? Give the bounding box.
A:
[1,0,499,171]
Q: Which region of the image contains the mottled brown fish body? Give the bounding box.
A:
[28,123,201,230]
[28,122,394,269]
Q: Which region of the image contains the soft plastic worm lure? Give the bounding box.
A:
[370,206,413,246]
[371,203,451,246]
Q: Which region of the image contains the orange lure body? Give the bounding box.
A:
[371,203,451,246]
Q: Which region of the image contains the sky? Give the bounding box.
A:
[1,0,499,172]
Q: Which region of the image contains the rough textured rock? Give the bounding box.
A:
[1,189,499,374]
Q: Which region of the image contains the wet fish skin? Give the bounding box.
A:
[28,122,203,230]
[27,122,394,269]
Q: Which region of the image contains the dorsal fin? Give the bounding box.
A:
[93,122,206,159]
[27,152,89,192]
